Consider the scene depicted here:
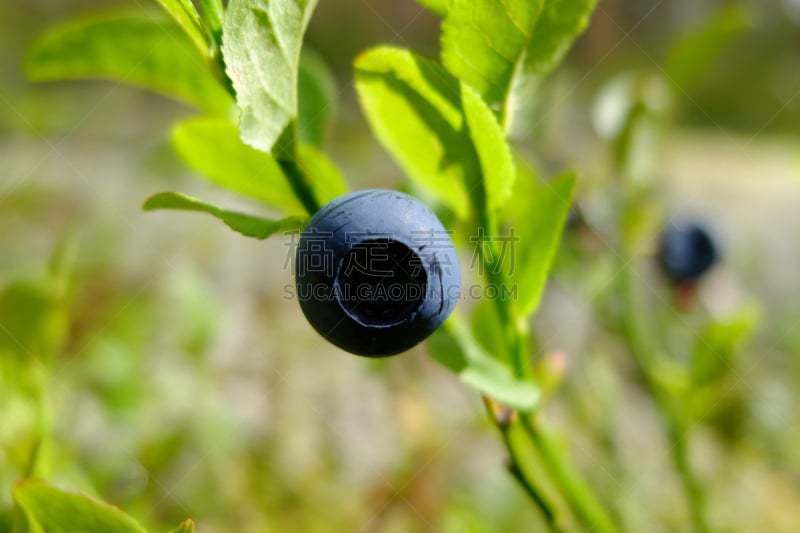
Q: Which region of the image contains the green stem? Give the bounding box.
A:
[192,0,232,100]
[508,463,561,528]
[609,77,710,529]
[521,415,619,533]
[476,207,614,531]
[197,0,225,46]
[279,158,321,215]
[210,47,236,100]
[618,260,710,532]
[669,421,710,533]
[476,210,529,378]
[275,124,320,215]
[483,400,566,532]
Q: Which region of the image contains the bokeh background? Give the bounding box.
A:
[1,0,800,531]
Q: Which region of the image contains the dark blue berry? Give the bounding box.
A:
[295,189,460,357]
[657,222,719,283]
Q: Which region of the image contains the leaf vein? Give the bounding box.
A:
[249,6,294,68]
[466,6,517,64]
[499,0,531,37]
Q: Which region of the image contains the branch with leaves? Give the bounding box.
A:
[15,0,617,531]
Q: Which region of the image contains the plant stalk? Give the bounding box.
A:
[279,157,321,215]
[521,415,618,533]
[617,259,710,532]
[476,213,616,532]
[483,398,566,532]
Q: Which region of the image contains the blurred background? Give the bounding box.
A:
[1,0,799,531]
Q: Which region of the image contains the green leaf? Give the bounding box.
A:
[354,46,474,219]
[520,0,597,85]
[416,0,449,16]
[13,479,146,533]
[25,10,232,115]
[172,117,306,214]
[428,318,539,410]
[169,519,197,533]
[665,4,749,90]
[297,144,349,206]
[197,0,226,44]
[143,192,307,239]
[461,82,516,212]
[507,171,575,318]
[298,48,337,147]
[691,307,757,386]
[155,0,209,55]
[502,158,541,223]
[222,0,319,154]
[470,299,505,361]
[503,420,567,526]
[441,0,597,120]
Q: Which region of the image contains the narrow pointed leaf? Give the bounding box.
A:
[143,192,307,239]
[222,0,319,153]
[172,117,306,214]
[507,172,576,318]
[13,480,146,533]
[25,10,232,114]
[155,0,209,54]
[355,46,475,219]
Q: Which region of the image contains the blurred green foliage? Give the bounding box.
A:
[1,0,800,532]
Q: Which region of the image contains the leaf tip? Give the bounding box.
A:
[142,191,180,211]
[141,195,160,211]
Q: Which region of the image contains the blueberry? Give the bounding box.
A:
[657,221,719,284]
[295,189,460,357]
